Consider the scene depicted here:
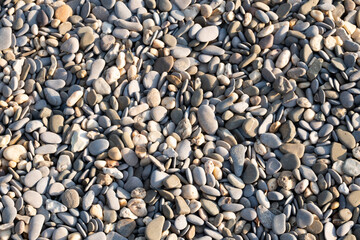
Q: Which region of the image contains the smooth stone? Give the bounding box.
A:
[197,105,218,135]
[143,71,160,89]
[297,209,314,228]
[200,199,220,215]
[273,213,286,234]
[28,215,45,240]
[280,153,300,170]
[241,208,257,221]
[86,232,106,240]
[260,133,282,148]
[324,222,337,240]
[230,144,246,177]
[116,219,136,237]
[60,37,79,53]
[44,88,62,106]
[23,190,43,208]
[40,132,62,144]
[0,27,12,50]
[88,139,109,155]
[121,148,139,166]
[93,78,111,95]
[343,158,360,176]
[318,190,333,206]
[114,1,132,19]
[337,129,356,149]
[196,26,219,42]
[193,167,206,186]
[242,163,259,184]
[145,216,165,240]
[331,142,347,161]
[154,56,174,73]
[257,205,274,229]
[61,189,80,209]
[24,169,42,188]
[176,140,191,160]
[347,191,360,207]
[3,145,27,162]
[182,184,199,199]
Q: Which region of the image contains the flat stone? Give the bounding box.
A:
[260,133,282,148]
[257,205,274,229]
[176,140,191,160]
[318,190,333,206]
[200,199,219,215]
[337,129,356,149]
[196,26,219,42]
[24,169,42,188]
[88,139,109,155]
[197,105,218,135]
[116,219,136,237]
[273,213,286,234]
[61,37,79,54]
[280,153,300,170]
[230,144,246,177]
[23,190,43,208]
[343,158,360,176]
[347,191,360,207]
[121,148,138,166]
[0,27,12,51]
[153,56,174,73]
[28,215,45,240]
[242,163,259,184]
[297,209,314,228]
[145,216,165,240]
[61,189,80,209]
[55,4,73,22]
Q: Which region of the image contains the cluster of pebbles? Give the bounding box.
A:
[2,0,360,239]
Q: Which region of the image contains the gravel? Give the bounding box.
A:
[0,0,360,239]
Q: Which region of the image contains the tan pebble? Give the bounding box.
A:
[267,178,278,191]
[51,19,61,28]
[135,145,147,159]
[68,232,82,240]
[3,145,27,162]
[108,147,122,160]
[310,10,324,22]
[128,199,147,217]
[15,94,29,104]
[200,4,212,18]
[55,4,73,23]
[269,121,281,133]
[213,166,222,180]
[90,204,103,220]
[310,35,323,52]
[127,65,137,80]
[152,39,165,49]
[330,201,339,209]
[161,97,176,109]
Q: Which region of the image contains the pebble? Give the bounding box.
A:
[273,213,286,234]
[28,215,45,240]
[145,216,165,240]
[296,209,314,228]
[196,26,219,42]
[0,27,12,51]
[24,169,42,188]
[197,105,218,135]
[88,139,109,155]
[0,0,359,239]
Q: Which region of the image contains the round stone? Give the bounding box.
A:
[61,189,80,209]
[88,139,109,155]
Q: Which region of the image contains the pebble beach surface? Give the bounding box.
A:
[1,0,360,239]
